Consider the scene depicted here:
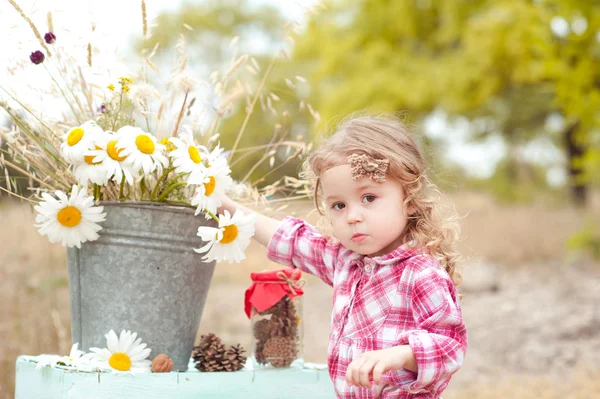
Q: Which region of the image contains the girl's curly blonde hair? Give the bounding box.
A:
[300,113,462,287]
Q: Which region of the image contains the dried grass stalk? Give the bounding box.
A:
[141,0,148,38]
[8,0,52,56]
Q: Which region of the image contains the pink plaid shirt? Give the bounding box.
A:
[267,217,467,399]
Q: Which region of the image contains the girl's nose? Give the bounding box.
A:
[346,206,363,224]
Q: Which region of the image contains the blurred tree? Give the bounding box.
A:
[294,0,600,206]
[141,0,316,191]
[145,0,283,65]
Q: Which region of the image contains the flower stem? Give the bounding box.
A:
[150,166,175,200]
[163,199,192,207]
[156,182,186,202]
[119,174,125,200]
[111,90,124,131]
[204,209,219,223]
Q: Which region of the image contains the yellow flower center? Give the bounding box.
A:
[108,352,131,371]
[135,135,155,154]
[219,224,239,244]
[204,176,216,196]
[107,140,127,161]
[188,146,202,164]
[84,146,103,165]
[159,137,175,152]
[57,206,82,227]
[67,128,84,146]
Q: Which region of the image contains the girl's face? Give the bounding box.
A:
[320,164,410,257]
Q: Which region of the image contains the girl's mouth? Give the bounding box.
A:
[351,233,367,243]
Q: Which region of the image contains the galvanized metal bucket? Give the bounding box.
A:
[67,201,217,371]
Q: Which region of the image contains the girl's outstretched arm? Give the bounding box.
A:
[220,196,341,287]
[218,196,281,248]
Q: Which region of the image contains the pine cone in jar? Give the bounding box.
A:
[263,336,298,368]
[255,340,268,365]
[253,318,272,342]
[259,296,289,316]
[270,315,297,339]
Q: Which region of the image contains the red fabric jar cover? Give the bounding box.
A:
[244,268,304,318]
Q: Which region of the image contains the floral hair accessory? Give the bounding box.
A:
[347,153,389,183]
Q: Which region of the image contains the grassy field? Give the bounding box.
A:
[1,191,599,398]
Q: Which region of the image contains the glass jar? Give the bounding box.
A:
[245,268,304,369]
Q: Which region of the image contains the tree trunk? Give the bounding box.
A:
[565,121,587,207]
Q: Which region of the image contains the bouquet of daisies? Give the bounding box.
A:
[0,1,312,264]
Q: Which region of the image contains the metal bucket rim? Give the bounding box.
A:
[99,200,199,215]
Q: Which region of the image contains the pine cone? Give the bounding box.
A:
[194,333,221,354]
[263,336,298,368]
[270,316,297,339]
[192,333,218,365]
[255,340,268,365]
[193,333,247,372]
[193,333,227,372]
[259,296,292,317]
[253,319,272,342]
[224,344,247,371]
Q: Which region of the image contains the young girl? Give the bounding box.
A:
[219,114,467,398]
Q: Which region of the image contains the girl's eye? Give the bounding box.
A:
[331,202,345,210]
[362,195,376,203]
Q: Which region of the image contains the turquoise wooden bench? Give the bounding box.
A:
[15,356,336,398]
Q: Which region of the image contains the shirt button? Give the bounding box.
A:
[364,264,372,273]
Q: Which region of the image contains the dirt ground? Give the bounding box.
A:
[1,191,600,398]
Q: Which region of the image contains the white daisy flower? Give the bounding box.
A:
[206,144,229,170]
[57,343,90,368]
[169,133,208,177]
[116,126,168,176]
[89,330,152,373]
[60,121,103,164]
[34,185,106,248]
[35,354,60,370]
[86,130,136,185]
[189,163,233,218]
[194,209,256,264]
[74,144,110,186]
[34,343,90,370]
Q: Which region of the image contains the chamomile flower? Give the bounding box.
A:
[34,185,106,248]
[194,209,256,264]
[169,133,208,177]
[89,330,152,373]
[206,144,229,170]
[35,354,60,369]
[86,130,135,185]
[60,121,103,164]
[116,126,168,176]
[189,163,233,218]
[57,343,89,368]
[74,144,110,186]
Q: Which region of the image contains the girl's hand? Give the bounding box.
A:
[345,345,415,389]
[217,195,281,248]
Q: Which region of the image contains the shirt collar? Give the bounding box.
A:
[347,243,424,268]
[368,244,424,265]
